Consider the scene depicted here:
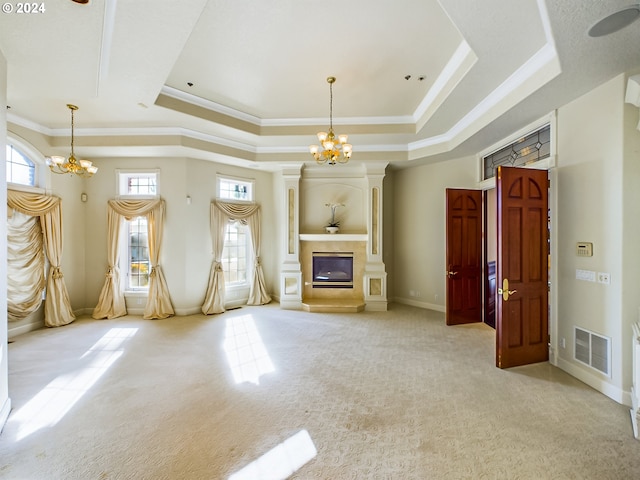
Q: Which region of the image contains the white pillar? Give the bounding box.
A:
[279,164,303,309]
[363,162,388,311]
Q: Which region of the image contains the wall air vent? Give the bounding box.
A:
[574,326,611,377]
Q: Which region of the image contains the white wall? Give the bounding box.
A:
[392,155,477,310]
[555,74,631,403]
[0,47,10,430]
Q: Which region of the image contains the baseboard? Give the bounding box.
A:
[0,396,11,435]
[393,296,445,313]
[557,357,631,407]
[8,320,44,338]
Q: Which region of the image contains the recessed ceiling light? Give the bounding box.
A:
[588,5,640,37]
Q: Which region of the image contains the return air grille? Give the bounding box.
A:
[574,327,611,377]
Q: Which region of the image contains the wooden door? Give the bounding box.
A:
[496,166,549,368]
[445,189,482,325]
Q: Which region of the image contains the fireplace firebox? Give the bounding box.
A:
[312,252,354,288]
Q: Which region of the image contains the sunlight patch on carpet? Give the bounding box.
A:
[229,429,317,480]
[223,314,275,385]
[9,327,138,441]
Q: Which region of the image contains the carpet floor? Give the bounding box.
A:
[0,303,638,479]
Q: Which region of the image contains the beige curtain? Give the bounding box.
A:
[201,200,270,314]
[7,189,75,327]
[201,204,228,314]
[92,207,126,319]
[143,201,174,319]
[246,209,271,305]
[93,199,174,320]
[7,211,45,321]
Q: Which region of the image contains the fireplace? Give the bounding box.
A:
[312,252,353,288]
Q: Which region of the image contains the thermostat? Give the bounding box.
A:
[576,242,593,257]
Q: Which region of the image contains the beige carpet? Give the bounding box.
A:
[0,303,638,479]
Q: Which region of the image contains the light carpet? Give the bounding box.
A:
[0,303,638,479]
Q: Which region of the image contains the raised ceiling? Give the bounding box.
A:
[1,0,640,170]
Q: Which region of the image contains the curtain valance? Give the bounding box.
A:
[8,189,61,216]
[214,200,260,220]
[108,198,162,219]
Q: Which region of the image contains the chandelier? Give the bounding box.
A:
[309,76,352,165]
[47,104,98,177]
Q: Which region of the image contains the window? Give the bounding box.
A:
[118,171,158,197]
[128,216,150,289]
[218,176,254,287]
[6,144,36,186]
[217,176,253,201]
[222,221,248,285]
[117,170,159,291]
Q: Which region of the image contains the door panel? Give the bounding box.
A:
[446,189,482,325]
[496,167,549,368]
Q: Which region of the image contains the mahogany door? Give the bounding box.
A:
[496,166,549,368]
[445,189,483,325]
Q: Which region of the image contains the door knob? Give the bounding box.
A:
[497,278,517,301]
[446,270,458,278]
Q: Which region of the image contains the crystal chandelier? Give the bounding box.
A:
[47,104,98,177]
[309,77,352,165]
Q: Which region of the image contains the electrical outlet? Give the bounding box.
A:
[597,272,610,285]
[561,337,566,349]
[434,294,439,301]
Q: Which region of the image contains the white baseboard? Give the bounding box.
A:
[393,296,445,313]
[0,396,11,434]
[8,320,44,338]
[557,357,631,407]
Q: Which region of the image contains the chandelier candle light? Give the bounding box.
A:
[47,104,98,177]
[310,77,352,165]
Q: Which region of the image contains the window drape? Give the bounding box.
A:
[93,199,174,320]
[7,211,45,321]
[7,189,75,327]
[92,206,126,319]
[201,200,271,315]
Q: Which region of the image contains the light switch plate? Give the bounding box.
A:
[576,269,596,282]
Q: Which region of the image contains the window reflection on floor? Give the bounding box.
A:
[229,429,317,480]
[223,314,275,385]
[9,327,138,441]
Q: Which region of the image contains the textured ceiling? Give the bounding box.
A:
[1,0,639,170]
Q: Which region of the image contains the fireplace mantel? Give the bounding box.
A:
[299,233,368,242]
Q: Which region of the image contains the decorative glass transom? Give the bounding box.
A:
[483,124,551,180]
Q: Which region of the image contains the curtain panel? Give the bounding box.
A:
[7,189,75,327]
[7,211,45,321]
[201,200,271,315]
[93,199,175,320]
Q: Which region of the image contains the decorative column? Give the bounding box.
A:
[363,162,388,311]
[279,164,303,309]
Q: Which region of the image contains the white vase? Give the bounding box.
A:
[325,226,339,234]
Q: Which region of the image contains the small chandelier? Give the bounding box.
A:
[309,76,352,165]
[47,104,98,177]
